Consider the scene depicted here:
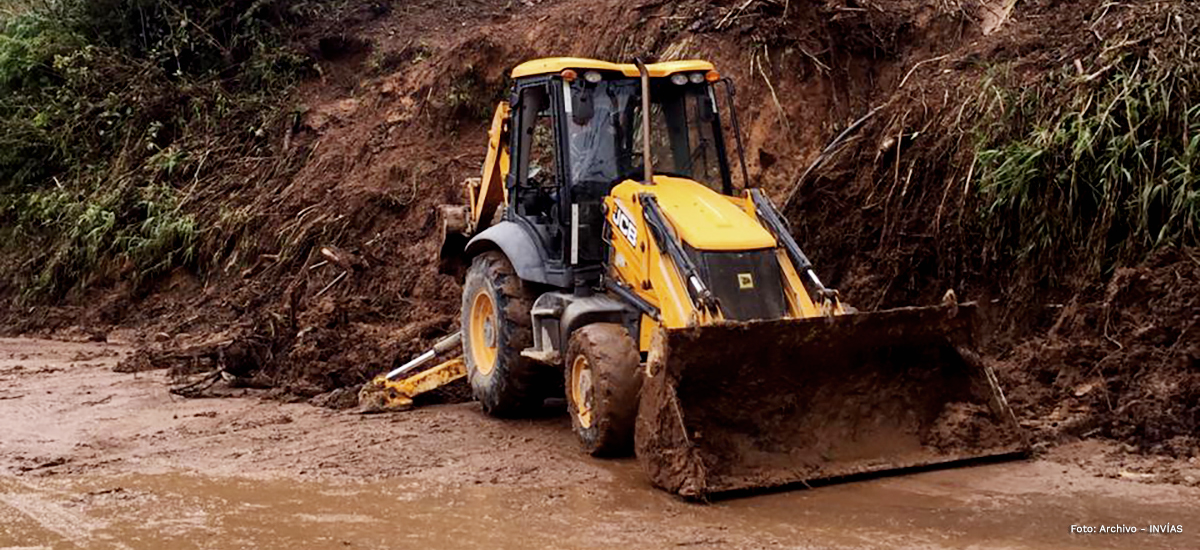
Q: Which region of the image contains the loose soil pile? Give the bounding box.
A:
[998,249,1200,456]
[2,0,1197,472]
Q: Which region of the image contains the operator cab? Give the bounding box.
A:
[505,58,739,286]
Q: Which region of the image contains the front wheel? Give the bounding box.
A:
[565,323,642,457]
[461,251,545,417]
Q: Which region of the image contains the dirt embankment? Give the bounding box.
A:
[28,0,975,390]
[7,0,938,397]
[2,0,1197,476]
[998,250,1200,460]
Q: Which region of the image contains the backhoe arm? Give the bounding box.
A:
[468,101,511,231]
[439,102,511,276]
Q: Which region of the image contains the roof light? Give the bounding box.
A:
[670,73,688,85]
[689,72,705,84]
[583,70,602,83]
[705,70,721,82]
[561,69,577,81]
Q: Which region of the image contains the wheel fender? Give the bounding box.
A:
[465,221,549,285]
[560,295,639,351]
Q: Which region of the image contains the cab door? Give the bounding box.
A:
[508,79,569,271]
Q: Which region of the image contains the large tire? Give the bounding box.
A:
[461,251,544,417]
[565,323,642,457]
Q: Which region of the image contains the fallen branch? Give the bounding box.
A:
[717,0,757,29]
[315,270,348,298]
[782,104,885,212]
[169,369,224,397]
[320,245,369,271]
[898,54,949,90]
[755,46,792,136]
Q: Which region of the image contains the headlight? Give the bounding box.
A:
[584,70,603,83]
[689,72,705,84]
[670,73,688,85]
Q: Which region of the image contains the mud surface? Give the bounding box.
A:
[3,337,1199,549]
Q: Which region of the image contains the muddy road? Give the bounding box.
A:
[1,337,1197,549]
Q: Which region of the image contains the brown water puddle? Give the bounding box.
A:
[2,459,1196,550]
[1,337,1195,549]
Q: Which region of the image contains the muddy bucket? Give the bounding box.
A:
[634,303,1027,499]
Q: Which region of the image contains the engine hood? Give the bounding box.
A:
[611,176,776,251]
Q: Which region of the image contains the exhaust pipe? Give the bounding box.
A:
[634,58,654,185]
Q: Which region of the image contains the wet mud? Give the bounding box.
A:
[3,338,1199,549]
[4,461,1200,550]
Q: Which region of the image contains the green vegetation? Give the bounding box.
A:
[444,66,503,124]
[0,0,321,300]
[972,4,1199,278]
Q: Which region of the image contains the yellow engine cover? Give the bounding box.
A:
[619,176,776,251]
[606,177,824,348]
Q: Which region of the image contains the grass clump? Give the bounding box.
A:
[0,0,323,301]
[972,2,1199,280]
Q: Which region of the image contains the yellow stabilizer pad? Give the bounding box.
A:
[357,358,467,414]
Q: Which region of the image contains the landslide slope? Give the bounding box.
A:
[2,0,1197,464]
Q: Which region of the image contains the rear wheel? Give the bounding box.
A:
[565,323,642,457]
[462,251,544,417]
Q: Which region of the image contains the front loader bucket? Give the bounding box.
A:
[635,303,1027,499]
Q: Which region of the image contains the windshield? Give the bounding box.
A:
[565,78,729,193]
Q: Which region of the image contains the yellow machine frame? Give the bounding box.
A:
[458,58,844,354]
[604,176,839,350]
[367,57,1024,498]
[359,358,466,412]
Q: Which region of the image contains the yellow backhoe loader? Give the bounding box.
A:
[364,57,1026,498]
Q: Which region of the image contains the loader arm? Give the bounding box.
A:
[602,180,1025,499]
